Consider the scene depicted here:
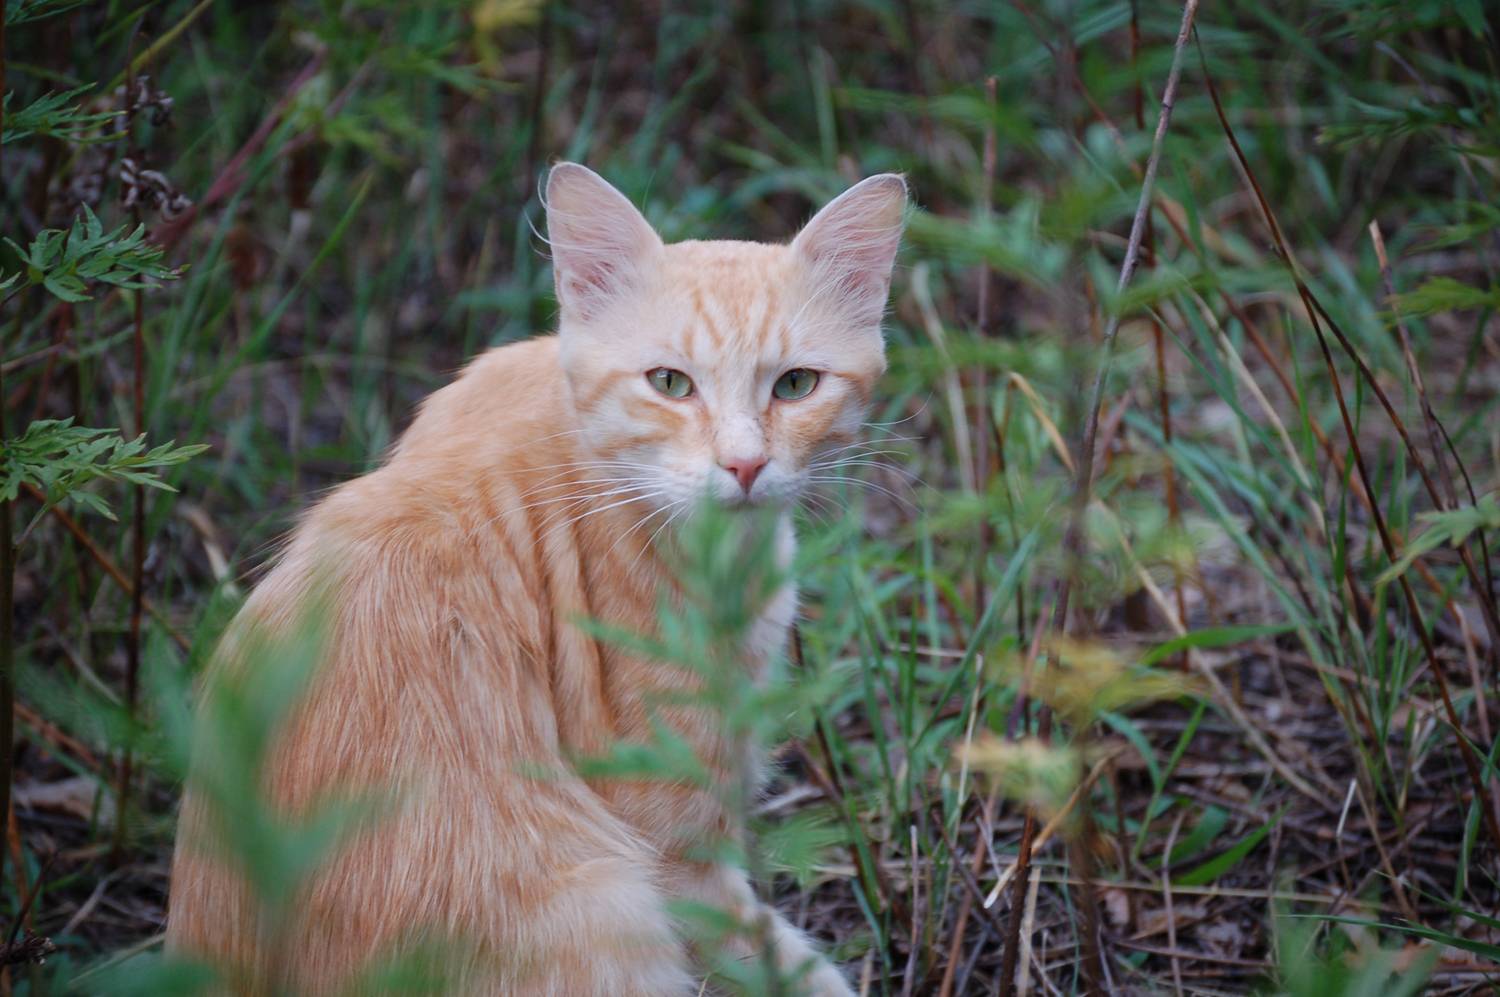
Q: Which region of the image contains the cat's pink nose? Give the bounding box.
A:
[720,457,768,494]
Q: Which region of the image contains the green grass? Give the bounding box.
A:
[3,0,1500,993]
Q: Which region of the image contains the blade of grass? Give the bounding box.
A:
[1195,34,1500,858]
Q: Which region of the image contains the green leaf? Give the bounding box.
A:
[3,0,94,26]
[1098,710,1161,790]
[5,204,182,305]
[1391,276,1500,317]
[1454,0,1486,37]
[1140,623,1297,667]
[1175,805,1286,886]
[1,419,208,531]
[759,810,846,887]
[1279,911,1437,996]
[1377,494,1500,586]
[572,714,714,787]
[1153,805,1228,869]
[43,271,91,302]
[1317,914,1499,962]
[2,85,120,144]
[70,951,221,997]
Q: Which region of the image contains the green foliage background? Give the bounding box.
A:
[3,0,1499,993]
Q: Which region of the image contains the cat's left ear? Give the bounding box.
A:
[791,174,907,325]
[546,162,663,323]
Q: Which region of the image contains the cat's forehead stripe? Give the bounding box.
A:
[692,287,727,352]
[684,282,788,362]
[753,292,775,340]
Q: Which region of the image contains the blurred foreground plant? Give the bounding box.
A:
[1274,905,1435,997]
[55,588,459,995]
[578,499,851,996]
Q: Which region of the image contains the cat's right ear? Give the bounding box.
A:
[791,174,907,328]
[545,163,663,323]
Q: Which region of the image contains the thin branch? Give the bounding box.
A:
[1133,0,1189,665]
[151,51,328,253]
[103,0,217,92]
[1020,3,1200,991]
[985,748,1121,907]
[936,789,999,997]
[972,73,998,614]
[114,289,146,861]
[18,483,189,652]
[1074,0,1199,503]
[998,597,1055,997]
[1369,221,1499,680]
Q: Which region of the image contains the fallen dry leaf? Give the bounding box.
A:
[14,776,115,826]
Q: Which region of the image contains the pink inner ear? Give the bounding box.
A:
[545,164,664,323]
[792,178,906,322]
[565,260,621,307]
[803,229,902,319]
[828,256,892,303]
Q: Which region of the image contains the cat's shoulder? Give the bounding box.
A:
[299,335,569,557]
[403,335,564,444]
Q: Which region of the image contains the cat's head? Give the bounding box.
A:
[545,162,905,515]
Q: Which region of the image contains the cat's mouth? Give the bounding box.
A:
[715,483,795,510]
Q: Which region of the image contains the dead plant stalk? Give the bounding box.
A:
[1001,1,1201,993]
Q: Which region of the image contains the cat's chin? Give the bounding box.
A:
[699,489,794,513]
[716,492,777,511]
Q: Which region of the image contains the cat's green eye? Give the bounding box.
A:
[773,368,819,400]
[647,367,694,398]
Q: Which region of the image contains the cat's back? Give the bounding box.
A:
[313,333,568,527]
[166,335,602,981]
[221,334,579,781]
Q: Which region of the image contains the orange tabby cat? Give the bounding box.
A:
[166,162,906,995]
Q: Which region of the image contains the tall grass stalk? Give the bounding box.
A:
[999,3,1199,993]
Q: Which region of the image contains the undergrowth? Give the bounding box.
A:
[3,0,1499,993]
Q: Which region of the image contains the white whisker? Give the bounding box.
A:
[603,501,677,563]
[534,490,672,548]
[806,475,916,510]
[516,479,657,512]
[628,501,688,576]
[806,450,912,469]
[519,473,654,500]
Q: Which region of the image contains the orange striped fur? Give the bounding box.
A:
[166,163,906,995]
